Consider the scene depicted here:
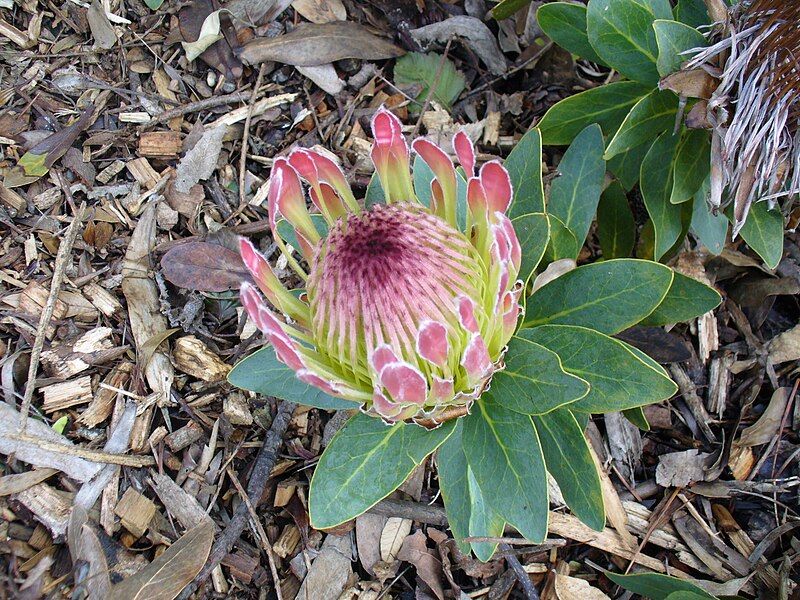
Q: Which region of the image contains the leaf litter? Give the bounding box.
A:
[0,0,797,598]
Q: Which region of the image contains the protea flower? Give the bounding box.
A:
[687,0,799,234]
[238,108,522,425]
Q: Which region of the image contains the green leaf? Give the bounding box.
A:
[537,2,606,65]
[310,415,455,529]
[524,259,674,334]
[463,395,549,542]
[276,215,329,248]
[394,52,466,110]
[365,172,385,207]
[543,214,580,263]
[549,124,606,248]
[526,324,678,413]
[512,212,550,286]
[533,408,605,530]
[492,0,533,20]
[228,346,359,410]
[639,272,721,326]
[17,152,49,177]
[467,467,505,561]
[641,130,682,261]
[144,0,165,8]
[506,128,546,217]
[598,181,636,259]
[587,0,671,85]
[674,0,710,27]
[671,129,711,203]
[653,19,707,76]
[437,422,506,561]
[413,155,469,230]
[608,140,652,191]
[605,89,679,159]
[52,415,69,434]
[623,406,651,430]
[606,572,717,600]
[736,201,784,269]
[690,178,727,254]
[539,81,651,146]
[491,333,590,414]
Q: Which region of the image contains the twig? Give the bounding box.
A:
[177,400,297,600]
[19,200,86,430]
[499,543,540,600]
[411,38,453,139]
[5,433,155,467]
[140,89,255,129]
[239,63,268,207]
[226,464,283,600]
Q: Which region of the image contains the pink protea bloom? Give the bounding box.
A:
[239,108,523,426]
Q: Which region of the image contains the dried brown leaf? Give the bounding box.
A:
[87,0,117,49]
[555,573,611,600]
[736,387,791,448]
[161,241,249,292]
[111,521,214,600]
[239,21,404,67]
[767,324,800,364]
[292,0,346,23]
[409,16,507,75]
[173,124,227,193]
[660,69,719,100]
[396,530,446,600]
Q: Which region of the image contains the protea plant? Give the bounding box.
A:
[229,108,720,557]
[238,108,522,426]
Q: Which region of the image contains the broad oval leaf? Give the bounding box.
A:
[690,178,727,255]
[437,422,505,561]
[532,408,605,530]
[228,346,360,410]
[598,181,636,259]
[161,242,249,292]
[537,2,606,65]
[735,201,784,269]
[605,89,678,159]
[543,214,580,263]
[587,0,671,85]
[608,140,652,191]
[492,0,533,20]
[506,127,546,217]
[111,521,214,600]
[639,272,721,326]
[606,572,717,600]
[623,406,651,430]
[491,333,590,414]
[512,212,550,286]
[525,324,678,413]
[524,259,674,334]
[674,0,711,28]
[641,130,682,260]
[310,414,455,529]
[539,81,650,146]
[466,467,505,561]
[463,395,549,542]
[670,129,711,204]
[653,19,707,77]
[549,124,606,248]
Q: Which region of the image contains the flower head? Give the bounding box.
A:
[239,108,522,425]
[687,0,799,234]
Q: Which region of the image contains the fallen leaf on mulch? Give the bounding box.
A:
[87,0,117,49]
[409,16,507,75]
[161,241,249,292]
[656,449,715,488]
[111,520,214,600]
[735,387,791,448]
[182,9,223,61]
[239,21,404,66]
[396,530,446,600]
[174,125,228,193]
[555,572,611,600]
